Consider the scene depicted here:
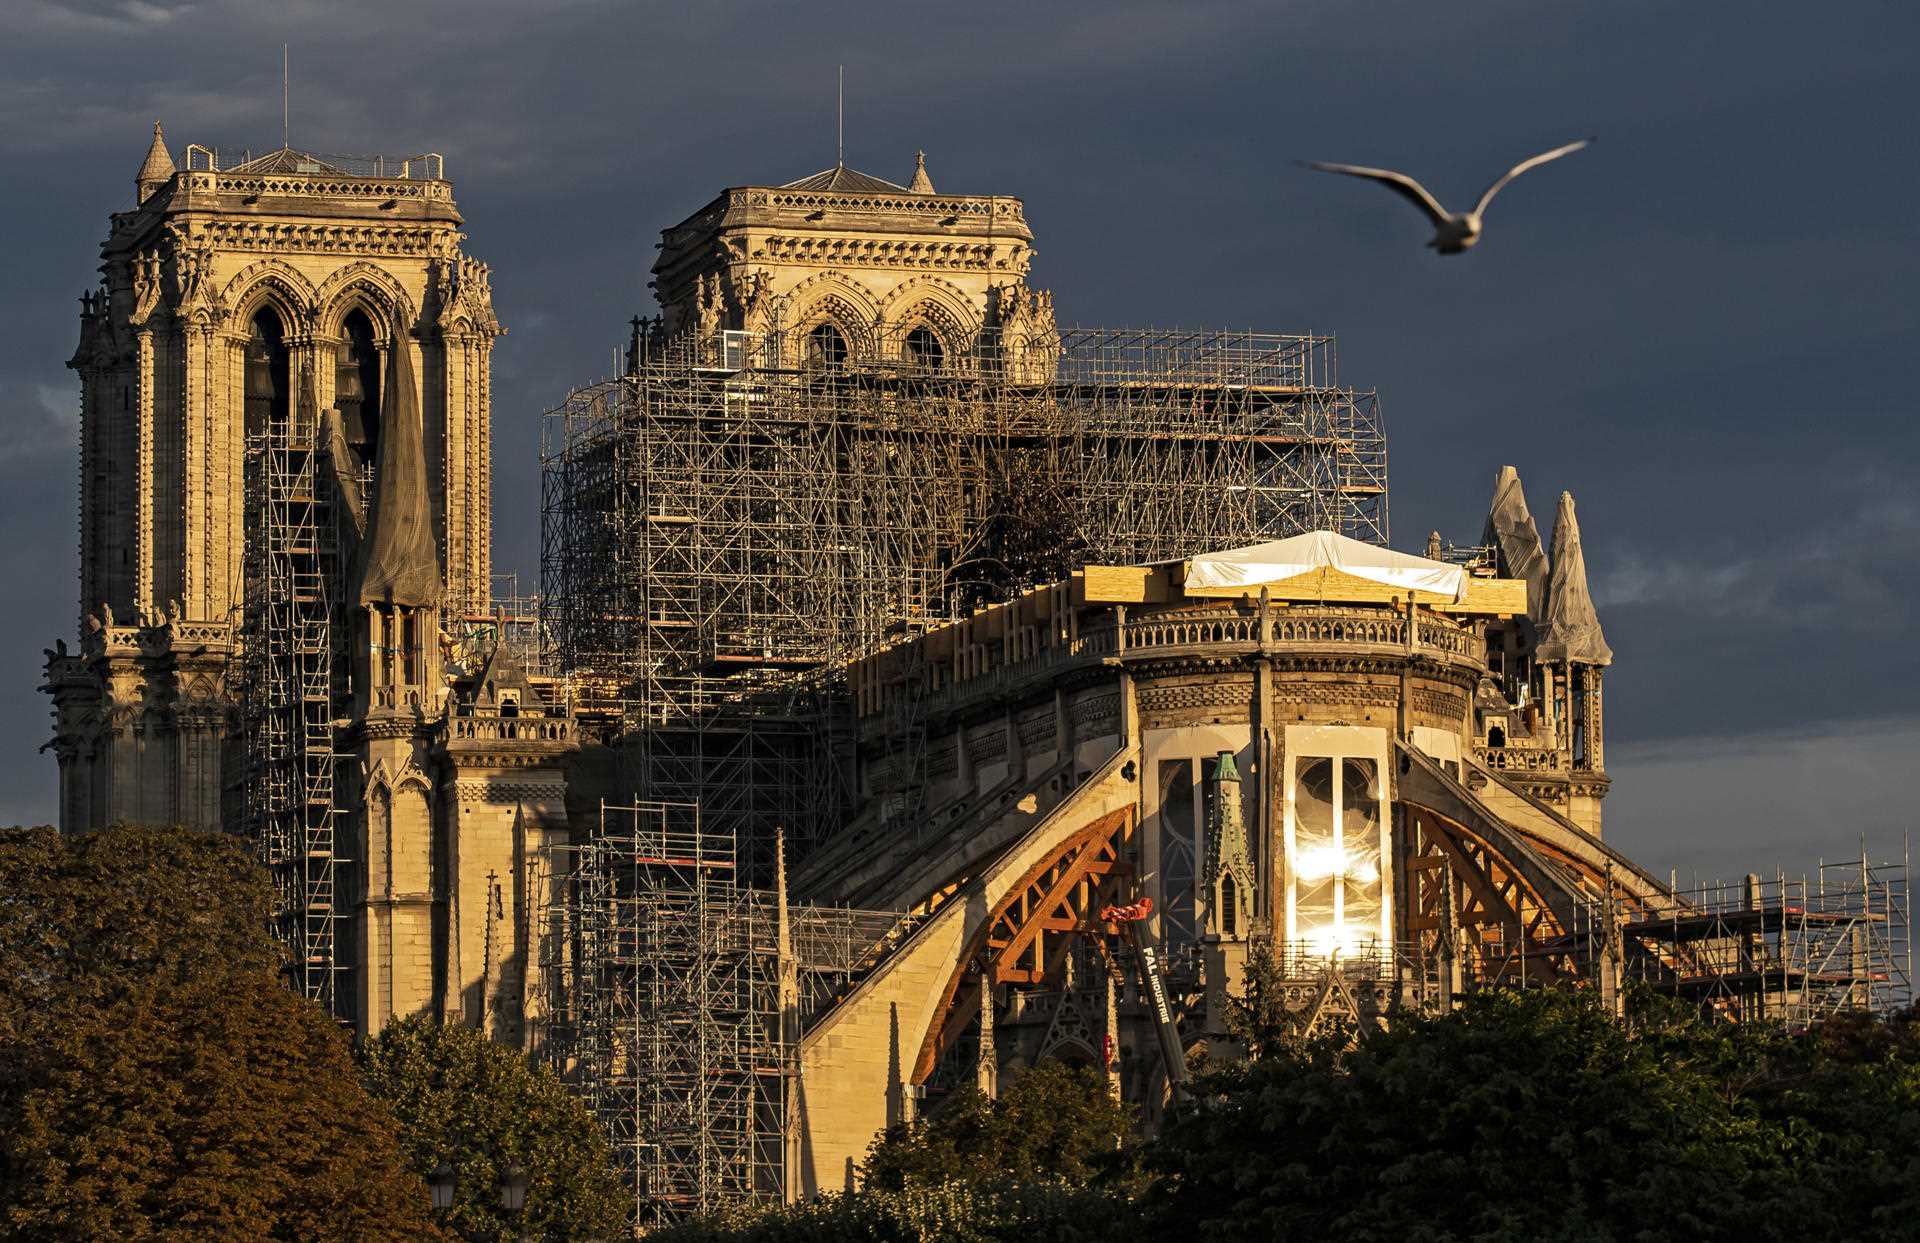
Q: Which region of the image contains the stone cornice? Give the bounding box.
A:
[194,219,452,259]
[441,747,573,770]
[750,233,1014,274]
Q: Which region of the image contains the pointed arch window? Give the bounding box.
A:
[244,309,289,438]
[336,308,382,469]
[1158,759,1199,955]
[806,321,849,370]
[904,324,944,371]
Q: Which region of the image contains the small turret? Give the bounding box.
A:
[1204,750,1254,938]
[1537,490,1611,803]
[136,121,175,204]
[355,331,442,610]
[908,150,935,194]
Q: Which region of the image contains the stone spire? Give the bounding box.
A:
[1483,464,1550,621]
[1204,750,1254,937]
[136,121,175,203]
[1535,491,1612,666]
[908,150,935,194]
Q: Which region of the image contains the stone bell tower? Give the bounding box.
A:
[44,124,502,835]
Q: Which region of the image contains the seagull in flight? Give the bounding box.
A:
[1301,138,1594,254]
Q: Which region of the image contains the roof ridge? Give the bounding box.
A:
[780,162,911,194]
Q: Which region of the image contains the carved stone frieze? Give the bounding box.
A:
[1068,690,1120,735]
[1409,686,1467,720]
[968,723,1009,764]
[756,234,999,272]
[449,777,569,804]
[203,220,446,259]
[1271,681,1401,710]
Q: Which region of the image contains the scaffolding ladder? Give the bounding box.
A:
[241,390,344,1014]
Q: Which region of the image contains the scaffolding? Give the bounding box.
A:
[561,800,783,1224]
[551,799,909,1228]
[540,324,1387,881]
[238,376,347,1014]
[1601,853,1912,1026]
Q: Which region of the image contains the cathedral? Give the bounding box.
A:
[43,124,1896,1223]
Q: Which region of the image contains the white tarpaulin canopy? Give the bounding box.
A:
[1184,530,1467,602]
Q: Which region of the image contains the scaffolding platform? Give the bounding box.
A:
[540,323,1388,884]
[1598,852,1911,1025]
[544,798,911,1229]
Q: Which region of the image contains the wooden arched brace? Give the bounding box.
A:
[1402,803,1577,985]
[912,806,1136,1084]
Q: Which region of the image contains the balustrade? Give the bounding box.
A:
[861,601,1485,722]
[447,715,573,743]
[1472,743,1563,772]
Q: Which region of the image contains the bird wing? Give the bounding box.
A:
[1471,138,1593,218]
[1301,160,1450,227]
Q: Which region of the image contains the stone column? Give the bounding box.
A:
[133,327,155,618]
[181,322,212,617]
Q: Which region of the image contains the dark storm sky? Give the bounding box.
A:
[3,0,1915,882]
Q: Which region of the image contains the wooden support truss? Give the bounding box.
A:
[912,806,1136,1083]
[1401,802,1581,987]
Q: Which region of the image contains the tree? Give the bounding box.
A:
[1148,986,1882,1241]
[1224,935,1345,1059]
[0,824,444,1241]
[1625,996,1920,1237]
[862,1060,1135,1191]
[649,1179,1132,1243]
[359,1017,628,1241]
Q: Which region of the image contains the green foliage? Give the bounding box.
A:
[1146,987,1920,1242]
[1224,936,1359,1059]
[648,1179,1132,1243]
[358,1016,628,1242]
[0,824,444,1241]
[658,989,1920,1243]
[861,1061,1135,1192]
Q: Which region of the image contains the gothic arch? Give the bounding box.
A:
[893,301,971,369]
[221,259,320,335]
[362,757,432,800]
[785,270,883,339]
[393,769,434,798]
[315,262,417,340]
[878,275,983,342]
[363,760,398,799]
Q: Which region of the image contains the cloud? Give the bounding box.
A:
[1596,486,1920,629]
[1606,716,1920,882]
[0,0,1918,834]
[11,0,199,35]
[0,377,80,464]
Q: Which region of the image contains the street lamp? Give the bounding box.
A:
[497,1162,529,1217]
[428,1162,457,1212]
